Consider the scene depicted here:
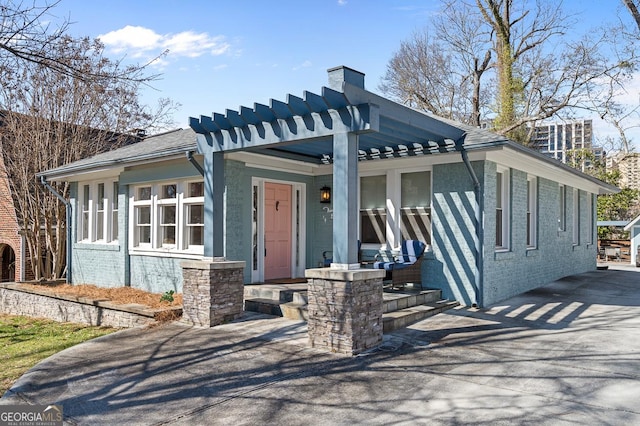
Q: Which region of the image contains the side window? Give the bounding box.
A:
[496,168,510,250]
[573,188,580,246]
[360,175,387,244]
[400,171,431,245]
[78,180,118,243]
[558,184,566,231]
[527,176,537,248]
[81,184,90,241]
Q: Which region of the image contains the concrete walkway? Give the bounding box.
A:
[2,265,640,425]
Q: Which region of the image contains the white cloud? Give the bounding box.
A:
[337,0,347,5]
[98,25,230,62]
[292,60,312,71]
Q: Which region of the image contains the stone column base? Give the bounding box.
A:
[180,258,245,327]
[305,267,385,355]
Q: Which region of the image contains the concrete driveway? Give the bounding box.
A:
[2,265,640,425]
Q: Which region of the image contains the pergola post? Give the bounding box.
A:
[331,131,359,268]
[204,151,224,258]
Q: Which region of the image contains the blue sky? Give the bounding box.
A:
[56,0,638,147]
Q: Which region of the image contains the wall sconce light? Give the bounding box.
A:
[320,186,331,203]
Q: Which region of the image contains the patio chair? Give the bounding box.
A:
[373,240,426,289]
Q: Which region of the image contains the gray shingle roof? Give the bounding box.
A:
[40,128,197,179]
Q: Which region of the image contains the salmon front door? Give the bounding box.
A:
[264,182,292,280]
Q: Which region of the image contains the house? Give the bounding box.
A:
[39,66,618,308]
[625,216,640,266]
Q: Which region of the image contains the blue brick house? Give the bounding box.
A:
[39,66,617,307]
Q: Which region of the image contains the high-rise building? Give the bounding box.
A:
[529,119,594,163]
[610,152,640,191]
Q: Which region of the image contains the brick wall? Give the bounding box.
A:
[426,160,597,307]
[0,155,26,282]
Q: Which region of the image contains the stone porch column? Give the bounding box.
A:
[305,267,385,355]
[180,258,245,327]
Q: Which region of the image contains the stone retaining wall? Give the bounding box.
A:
[0,283,181,328]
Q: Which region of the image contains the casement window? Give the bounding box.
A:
[130,179,205,253]
[527,176,537,249]
[133,186,152,246]
[573,188,580,246]
[400,171,431,244]
[587,193,594,245]
[496,167,510,250]
[81,184,90,240]
[360,175,387,244]
[360,169,432,248]
[112,182,119,241]
[78,180,119,243]
[558,184,566,231]
[184,182,205,249]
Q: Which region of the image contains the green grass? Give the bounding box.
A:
[0,314,117,396]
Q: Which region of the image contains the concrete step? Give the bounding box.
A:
[382,300,460,333]
[382,289,442,313]
[243,284,307,303]
[244,284,458,332]
[244,297,309,321]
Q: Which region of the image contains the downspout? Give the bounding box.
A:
[186,151,205,176]
[460,146,483,308]
[40,176,72,284]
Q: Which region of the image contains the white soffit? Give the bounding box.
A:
[485,147,615,194]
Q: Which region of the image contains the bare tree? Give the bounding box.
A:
[0,35,178,280]
[0,0,163,84]
[623,0,640,30]
[382,0,637,144]
[380,2,492,126]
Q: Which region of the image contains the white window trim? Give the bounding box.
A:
[496,166,510,252]
[128,179,204,255]
[359,167,432,251]
[527,175,537,249]
[558,184,566,232]
[573,188,580,246]
[587,193,594,245]
[77,179,119,244]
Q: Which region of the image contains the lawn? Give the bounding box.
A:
[0,314,117,396]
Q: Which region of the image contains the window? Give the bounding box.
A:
[527,176,537,248]
[573,188,580,245]
[158,184,177,247]
[400,171,431,245]
[112,182,119,241]
[130,179,205,253]
[558,184,566,231]
[358,170,432,249]
[496,167,510,250]
[96,183,105,241]
[81,184,90,240]
[133,186,152,246]
[184,182,204,249]
[360,175,387,244]
[587,193,594,245]
[78,180,119,243]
